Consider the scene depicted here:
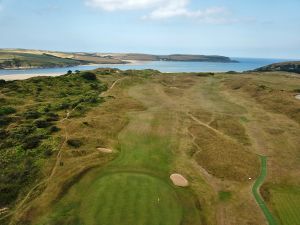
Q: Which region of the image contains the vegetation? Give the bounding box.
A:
[0,69,299,225]
[253,61,300,74]
[0,71,106,207]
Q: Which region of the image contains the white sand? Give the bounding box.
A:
[97,148,113,153]
[170,174,189,187]
[295,94,300,100]
[0,73,64,81]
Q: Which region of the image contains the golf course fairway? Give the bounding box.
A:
[34,84,203,225]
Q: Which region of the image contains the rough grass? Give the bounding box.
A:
[224,73,300,124]
[190,124,259,181]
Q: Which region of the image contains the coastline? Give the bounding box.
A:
[0,73,64,81]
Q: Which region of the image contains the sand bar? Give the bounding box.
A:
[0,73,64,81]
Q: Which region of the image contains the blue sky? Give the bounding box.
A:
[0,0,299,59]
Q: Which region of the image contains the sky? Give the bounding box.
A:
[0,0,299,59]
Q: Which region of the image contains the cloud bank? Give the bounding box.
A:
[85,0,234,24]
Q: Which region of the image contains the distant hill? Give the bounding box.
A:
[0,49,126,69]
[0,49,238,69]
[253,61,300,74]
[98,53,238,63]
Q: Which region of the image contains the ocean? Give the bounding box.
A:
[0,57,294,76]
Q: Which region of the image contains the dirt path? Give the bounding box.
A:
[252,156,278,225]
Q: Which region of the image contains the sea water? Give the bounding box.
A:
[0,57,294,76]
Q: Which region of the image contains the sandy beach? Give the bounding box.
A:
[0,73,64,81]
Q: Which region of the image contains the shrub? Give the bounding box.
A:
[0,117,12,127]
[81,72,97,81]
[49,125,60,133]
[46,112,60,121]
[67,139,82,148]
[0,106,16,116]
[24,110,41,119]
[44,148,53,157]
[9,125,35,142]
[34,119,52,128]
[56,102,70,110]
[22,136,42,149]
[0,79,6,85]
[0,129,8,139]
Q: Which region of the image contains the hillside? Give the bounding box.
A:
[0,49,237,70]
[1,69,300,225]
[0,49,126,69]
[253,61,300,74]
[98,53,238,62]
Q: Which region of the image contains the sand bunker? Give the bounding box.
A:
[295,94,300,100]
[97,148,113,153]
[170,174,189,187]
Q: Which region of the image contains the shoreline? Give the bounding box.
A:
[0,73,64,81]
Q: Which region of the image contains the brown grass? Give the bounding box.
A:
[189,124,259,181]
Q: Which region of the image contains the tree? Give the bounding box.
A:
[67,70,73,75]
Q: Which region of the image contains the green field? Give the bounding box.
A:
[34,80,202,225]
[271,187,300,225]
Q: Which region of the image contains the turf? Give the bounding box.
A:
[271,187,300,225]
[37,173,183,225]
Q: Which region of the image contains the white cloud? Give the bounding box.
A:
[85,0,165,11]
[85,0,235,24]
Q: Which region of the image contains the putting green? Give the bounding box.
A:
[36,172,183,225]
